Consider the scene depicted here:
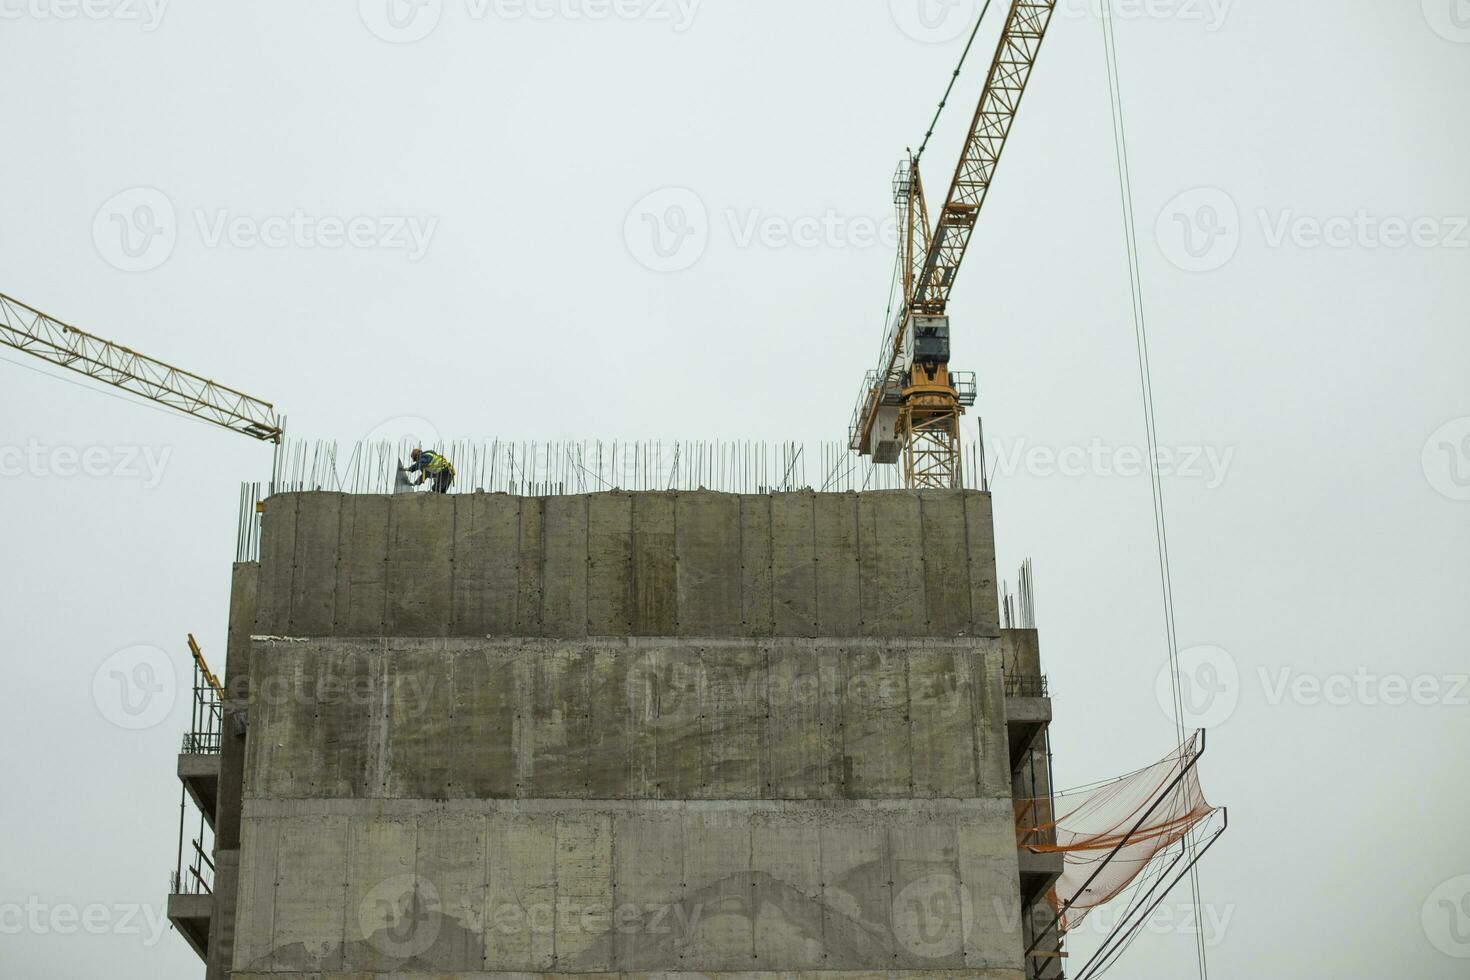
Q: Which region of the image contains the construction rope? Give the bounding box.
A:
[913,0,999,170]
[1099,2,1211,978]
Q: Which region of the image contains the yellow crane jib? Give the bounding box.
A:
[851,0,1058,489]
[186,633,225,698]
[0,291,283,443]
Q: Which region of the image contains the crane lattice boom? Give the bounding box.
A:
[0,292,282,443]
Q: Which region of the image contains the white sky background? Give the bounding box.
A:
[1,0,1467,976]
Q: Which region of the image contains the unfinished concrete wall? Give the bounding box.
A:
[230,490,1025,979]
[253,491,1000,640]
[241,637,1011,803]
[232,799,1022,976]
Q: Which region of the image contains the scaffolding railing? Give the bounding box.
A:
[1004,671,1050,699]
[170,820,214,897]
[180,635,223,755]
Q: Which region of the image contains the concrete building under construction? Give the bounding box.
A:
[167,486,1064,978]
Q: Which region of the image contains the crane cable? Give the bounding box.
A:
[882,1,999,354]
[912,0,998,170]
[1099,3,1211,979]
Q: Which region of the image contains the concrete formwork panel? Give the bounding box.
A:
[288,493,341,636]
[542,495,591,638]
[919,493,973,637]
[769,493,818,637]
[452,493,520,635]
[737,495,774,637]
[631,494,677,635]
[676,494,744,636]
[255,495,298,635]
[334,495,389,637]
[341,815,416,972]
[516,497,545,636]
[814,493,863,637]
[483,812,557,971]
[856,493,926,637]
[586,493,635,635]
[963,493,1001,637]
[386,494,454,636]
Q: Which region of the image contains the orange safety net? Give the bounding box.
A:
[1015,733,1216,931]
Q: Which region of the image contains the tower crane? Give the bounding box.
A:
[0,291,282,442]
[850,0,1059,488]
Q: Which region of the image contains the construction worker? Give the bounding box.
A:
[407,448,455,493]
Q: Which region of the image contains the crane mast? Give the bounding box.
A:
[850,0,1058,488]
[0,292,282,442]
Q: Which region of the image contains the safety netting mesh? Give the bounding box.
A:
[1015,733,1217,931]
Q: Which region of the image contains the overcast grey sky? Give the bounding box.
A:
[2,1,1467,977]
